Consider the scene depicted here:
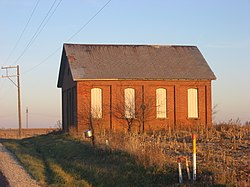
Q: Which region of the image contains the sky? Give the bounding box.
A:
[0,0,249,129]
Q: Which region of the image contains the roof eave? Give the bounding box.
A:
[57,46,67,88]
[73,78,215,81]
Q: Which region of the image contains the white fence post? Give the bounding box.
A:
[177,157,183,183]
[192,133,197,181]
[185,156,191,180]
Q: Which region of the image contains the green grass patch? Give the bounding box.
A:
[1,132,176,187]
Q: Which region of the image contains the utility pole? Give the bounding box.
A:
[26,107,28,129]
[1,65,22,137]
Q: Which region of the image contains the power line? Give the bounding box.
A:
[5,0,41,64]
[67,0,112,41]
[13,0,59,64]
[23,47,61,74]
[0,75,8,99]
[0,0,42,94]
[13,0,63,65]
[1,0,62,100]
[23,0,112,74]
[33,0,63,44]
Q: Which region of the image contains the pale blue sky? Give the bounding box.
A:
[0,0,249,128]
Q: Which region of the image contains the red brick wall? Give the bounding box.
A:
[71,80,212,134]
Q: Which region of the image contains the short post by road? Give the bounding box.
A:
[177,157,183,184]
[192,133,197,181]
[185,156,191,180]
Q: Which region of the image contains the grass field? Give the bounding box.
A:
[1,124,249,187]
[1,132,176,187]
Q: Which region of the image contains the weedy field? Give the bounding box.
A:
[1,124,249,187]
[96,124,250,186]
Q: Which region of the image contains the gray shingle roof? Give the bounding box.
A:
[58,44,216,87]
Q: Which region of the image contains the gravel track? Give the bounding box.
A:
[0,143,40,187]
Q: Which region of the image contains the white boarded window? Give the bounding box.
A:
[91,88,102,118]
[124,88,135,118]
[156,88,167,118]
[188,88,198,118]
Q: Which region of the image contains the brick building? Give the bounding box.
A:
[57,44,216,134]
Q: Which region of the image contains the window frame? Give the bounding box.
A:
[91,88,102,119]
[187,88,199,119]
[124,88,136,119]
[156,88,167,119]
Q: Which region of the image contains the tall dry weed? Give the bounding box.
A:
[93,124,250,186]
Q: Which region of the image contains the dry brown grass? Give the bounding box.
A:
[95,124,250,186]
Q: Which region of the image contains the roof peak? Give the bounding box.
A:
[63,43,197,48]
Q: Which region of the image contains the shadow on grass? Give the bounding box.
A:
[1,132,178,187]
[0,170,10,187]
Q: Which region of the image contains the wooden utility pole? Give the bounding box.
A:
[1,65,22,137]
[17,65,22,136]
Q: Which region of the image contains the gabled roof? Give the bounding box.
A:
[57,44,216,87]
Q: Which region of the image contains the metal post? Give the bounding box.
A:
[185,156,191,180]
[192,133,197,181]
[90,116,95,147]
[177,157,183,184]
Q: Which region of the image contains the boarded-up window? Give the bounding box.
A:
[188,88,198,118]
[156,88,167,118]
[91,88,102,118]
[124,88,135,118]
